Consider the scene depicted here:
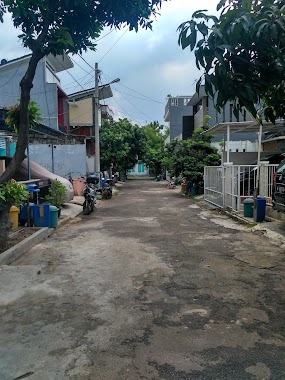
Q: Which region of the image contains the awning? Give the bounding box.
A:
[204,120,285,135]
[68,85,113,102]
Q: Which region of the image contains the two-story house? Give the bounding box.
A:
[164,95,193,141]
[0,53,73,131]
[67,86,114,157]
[188,86,258,155]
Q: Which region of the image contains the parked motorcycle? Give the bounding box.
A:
[83,182,96,215]
[102,178,112,199]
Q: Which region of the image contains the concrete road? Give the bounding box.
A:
[1,179,285,380]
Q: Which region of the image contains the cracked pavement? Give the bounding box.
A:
[1,179,285,379]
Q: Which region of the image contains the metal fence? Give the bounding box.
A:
[204,164,278,212]
[204,166,225,208]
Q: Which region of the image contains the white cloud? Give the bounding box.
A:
[0,1,221,125]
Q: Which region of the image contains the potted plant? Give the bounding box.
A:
[45,179,67,216]
[0,180,28,249]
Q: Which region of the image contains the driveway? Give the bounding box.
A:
[1,179,285,380]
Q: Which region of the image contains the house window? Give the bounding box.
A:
[206,96,209,108]
[229,104,233,122]
[171,98,174,106]
[236,149,239,152]
[222,107,225,123]
[243,148,246,152]
[175,98,178,106]
[138,163,145,173]
[243,109,246,121]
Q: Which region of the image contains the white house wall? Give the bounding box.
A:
[212,140,259,154]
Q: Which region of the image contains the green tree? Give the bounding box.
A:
[163,129,220,187]
[100,118,147,177]
[142,121,168,176]
[177,0,285,123]
[0,0,166,183]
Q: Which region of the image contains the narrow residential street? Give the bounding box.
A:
[1,179,285,380]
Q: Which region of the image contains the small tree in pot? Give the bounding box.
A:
[45,179,67,215]
[0,180,28,250]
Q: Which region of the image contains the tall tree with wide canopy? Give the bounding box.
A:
[0,0,168,183]
[100,118,147,177]
[177,0,285,123]
[142,121,168,176]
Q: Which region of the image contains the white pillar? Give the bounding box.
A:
[226,125,230,163]
[224,162,233,209]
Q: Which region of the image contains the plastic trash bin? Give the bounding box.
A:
[181,183,186,193]
[26,184,40,204]
[243,198,254,217]
[49,205,59,228]
[191,186,198,196]
[253,197,266,222]
[33,204,50,227]
[9,206,19,230]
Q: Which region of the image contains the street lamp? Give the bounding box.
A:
[94,62,120,178]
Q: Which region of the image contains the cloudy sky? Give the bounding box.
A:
[0,0,218,126]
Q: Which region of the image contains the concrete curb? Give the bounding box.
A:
[221,208,285,247]
[223,210,252,225]
[1,209,83,266]
[0,228,51,265]
[1,187,115,266]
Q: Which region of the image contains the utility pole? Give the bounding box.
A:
[94,62,100,175]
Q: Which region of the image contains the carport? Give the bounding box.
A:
[203,120,285,211]
[204,120,285,165]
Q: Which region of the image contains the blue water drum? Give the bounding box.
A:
[33,204,50,227]
[253,197,266,222]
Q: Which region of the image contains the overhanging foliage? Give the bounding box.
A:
[178,0,285,123]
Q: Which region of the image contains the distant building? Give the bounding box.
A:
[188,86,257,153]
[164,96,193,141]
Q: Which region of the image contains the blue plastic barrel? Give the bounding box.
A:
[20,203,35,224]
[33,204,50,227]
[253,197,266,222]
[49,205,59,228]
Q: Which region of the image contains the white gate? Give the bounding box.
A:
[204,164,278,212]
[204,166,225,208]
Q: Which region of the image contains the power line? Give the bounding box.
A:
[54,57,86,92]
[98,29,128,63]
[112,88,155,121]
[78,55,94,72]
[0,48,29,90]
[102,71,165,104]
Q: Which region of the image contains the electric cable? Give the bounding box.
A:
[98,29,128,63]
[0,48,29,90]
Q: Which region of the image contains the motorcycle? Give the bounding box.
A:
[83,182,96,215]
[102,178,112,199]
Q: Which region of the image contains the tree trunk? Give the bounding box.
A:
[0,206,12,252]
[0,50,44,184]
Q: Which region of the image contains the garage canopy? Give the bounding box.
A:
[204,120,285,135]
